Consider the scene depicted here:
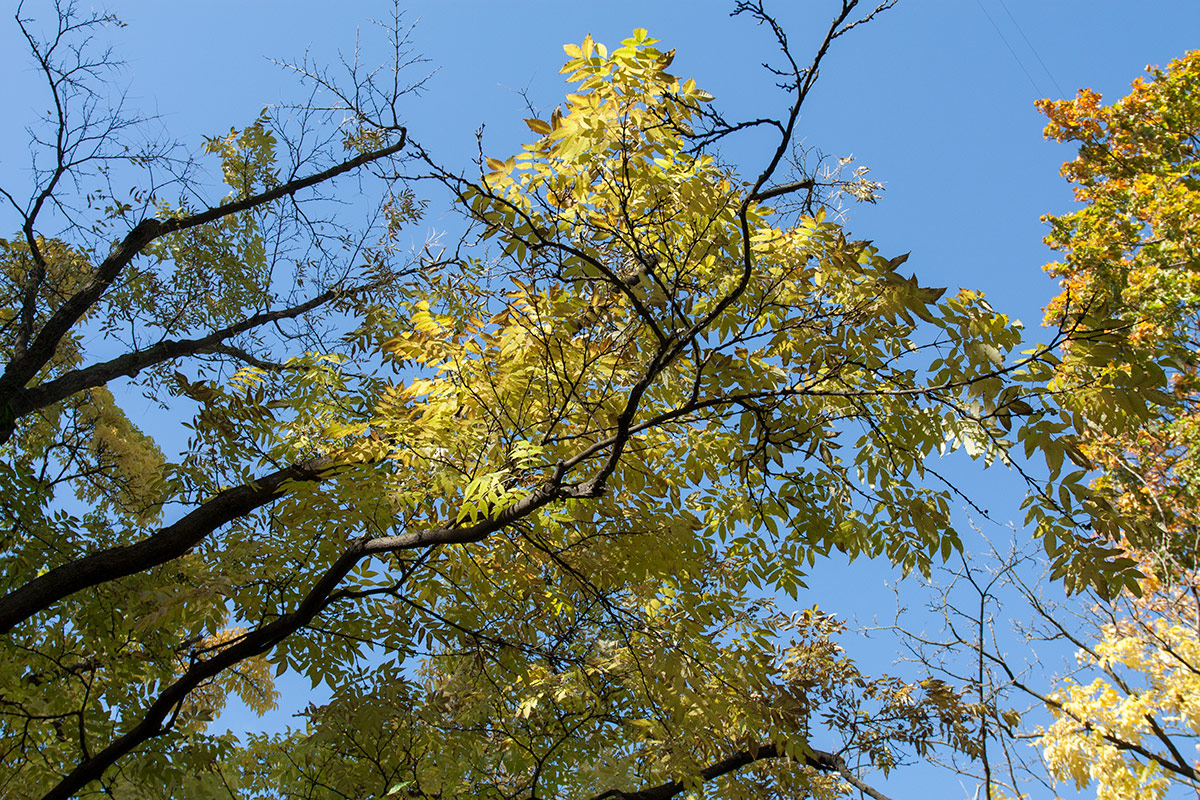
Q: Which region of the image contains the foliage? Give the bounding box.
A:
[1036,550,1200,800]
[1037,50,1200,561]
[899,51,1200,800]
[889,542,1200,800]
[0,3,1149,799]
[1017,49,1200,800]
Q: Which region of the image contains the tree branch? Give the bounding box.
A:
[0,455,335,634]
[38,542,367,800]
[4,286,346,422]
[0,130,407,442]
[361,460,573,554]
[585,742,896,800]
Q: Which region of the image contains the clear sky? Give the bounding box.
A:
[3,1,1199,796]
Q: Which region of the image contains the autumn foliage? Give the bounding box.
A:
[1028,50,1200,798]
[1039,50,1200,559]
[1036,550,1200,800]
[0,4,1169,799]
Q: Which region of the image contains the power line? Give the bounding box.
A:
[973,0,1042,95]
[995,0,1068,98]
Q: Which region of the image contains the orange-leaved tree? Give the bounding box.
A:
[1038,50,1200,560]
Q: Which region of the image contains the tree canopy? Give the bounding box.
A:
[1025,48,1200,800]
[1038,49,1200,562]
[0,2,1166,798]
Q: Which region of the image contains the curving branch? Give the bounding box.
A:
[34,453,594,796]
[38,543,368,800]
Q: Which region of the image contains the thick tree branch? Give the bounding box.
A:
[585,742,896,800]
[750,178,816,203]
[362,460,573,553]
[5,286,345,421]
[34,454,596,795]
[39,543,366,800]
[0,455,335,634]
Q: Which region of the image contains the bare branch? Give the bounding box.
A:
[0,131,407,443]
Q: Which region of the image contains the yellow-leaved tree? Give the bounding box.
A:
[1037,550,1200,800]
[0,3,1153,799]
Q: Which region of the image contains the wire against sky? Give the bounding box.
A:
[973,0,1060,99]
[995,0,1068,98]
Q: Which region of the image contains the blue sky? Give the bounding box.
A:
[4,0,1198,364]
[3,1,1199,796]
[4,0,1198,323]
